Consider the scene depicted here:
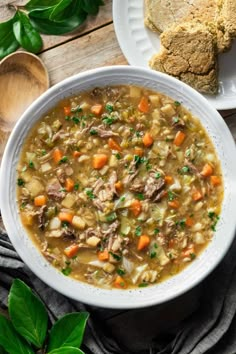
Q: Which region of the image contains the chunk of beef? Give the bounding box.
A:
[130,178,145,193]
[172,117,185,129]
[123,160,139,186]
[95,125,119,138]
[62,229,76,241]
[153,189,167,202]
[184,158,201,177]
[144,174,165,200]
[92,178,104,196]
[38,205,47,231]
[107,171,117,196]
[46,178,66,201]
[92,199,105,211]
[165,220,176,235]
[102,220,120,238]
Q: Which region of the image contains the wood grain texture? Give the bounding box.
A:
[39,23,128,85]
[0,0,112,52]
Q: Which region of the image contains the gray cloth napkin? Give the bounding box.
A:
[1,221,236,354]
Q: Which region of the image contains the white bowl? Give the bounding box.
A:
[1,66,236,309]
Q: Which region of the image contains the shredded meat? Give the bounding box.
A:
[98,189,113,202]
[172,117,185,129]
[52,129,66,142]
[165,220,176,235]
[92,178,104,196]
[92,199,105,211]
[84,227,102,239]
[95,125,119,138]
[153,189,167,202]
[130,178,145,193]
[38,205,47,231]
[144,174,165,200]
[46,178,66,201]
[107,171,117,196]
[102,220,120,238]
[62,229,76,241]
[184,158,201,177]
[123,160,139,186]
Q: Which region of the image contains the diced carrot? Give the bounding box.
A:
[92,154,108,169]
[210,175,221,186]
[73,151,82,158]
[64,244,79,258]
[108,138,122,152]
[115,181,123,193]
[138,96,149,113]
[34,195,47,207]
[186,216,194,227]
[181,245,195,258]
[64,106,71,116]
[58,212,74,224]
[200,163,213,177]
[130,199,142,217]
[173,131,186,146]
[91,104,103,116]
[168,239,176,248]
[192,190,203,201]
[143,132,153,147]
[165,175,173,184]
[137,235,150,251]
[65,178,74,192]
[98,249,109,261]
[130,116,135,123]
[114,275,127,289]
[168,200,180,209]
[134,147,144,157]
[53,148,63,164]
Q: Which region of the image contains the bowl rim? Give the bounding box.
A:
[1,65,236,309]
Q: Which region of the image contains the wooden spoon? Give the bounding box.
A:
[0,51,49,160]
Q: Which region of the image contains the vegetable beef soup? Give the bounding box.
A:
[17,85,223,289]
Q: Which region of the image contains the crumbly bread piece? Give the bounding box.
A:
[144,0,232,53]
[149,23,218,94]
[219,0,236,36]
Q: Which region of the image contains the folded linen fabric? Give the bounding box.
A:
[1,223,236,354]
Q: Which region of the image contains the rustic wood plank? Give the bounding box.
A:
[39,23,128,86]
[0,0,112,52]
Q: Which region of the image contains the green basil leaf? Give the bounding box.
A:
[8,279,48,348]
[29,9,87,35]
[13,11,42,53]
[0,18,19,59]
[49,348,84,354]
[26,0,62,11]
[47,312,89,351]
[81,0,104,15]
[0,315,34,354]
[49,0,74,21]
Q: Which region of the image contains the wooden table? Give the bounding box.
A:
[1,1,236,351]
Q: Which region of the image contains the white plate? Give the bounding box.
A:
[113,0,236,110]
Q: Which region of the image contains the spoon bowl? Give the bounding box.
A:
[0,51,49,159]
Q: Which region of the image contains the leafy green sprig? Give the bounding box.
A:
[0,279,89,354]
[0,0,104,59]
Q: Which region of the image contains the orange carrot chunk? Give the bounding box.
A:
[134,147,144,157]
[58,212,74,224]
[130,199,142,217]
[168,200,180,209]
[142,132,154,147]
[165,175,173,184]
[108,138,122,152]
[138,96,149,113]
[186,216,194,227]
[34,195,47,207]
[64,106,71,116]
[114,275,127,289]
[173,131,186,146]
[91,104,103,116]
[53,148,63,164]
[210,175,221,186]
[98,249,109,261]
[137,235,150,251]
[64,244,79,258]
[200,163,213,177]
[115,181,123,193]
[92,154,108,169]
[65,178,74,192]
[192,190,203,201]
[73,151,82,158]
[181,245,195,258]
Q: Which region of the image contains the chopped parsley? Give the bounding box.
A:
[135,131,141,137]
[71,105,82,113]
[150,251,157,259]
[74,183,79,191]
[28,161,34,169]
[146,163,152,171]
[136,193,144,200]
[59,156,68,164]
[135,226,142,236]
[180,166,190,174]
[154,228,160,235]
[174,101,181,106]
[20,202,27,210]
[62,267,72,276]
[134,155,146,166]
[109,252,121,261]
[185,149,191,157]
[86,189,95,200]
[115,153,121,160]
[138,283,149,288]
[17,178,25,187]
[105,104,114,113]
[173,117,179,123]
[102,116,115,125]
[41,149,46,155]
[155,172,161,179]
[179,219,186,229]
[62,221,69,228]
[117,268,126,276]
[208,211,216,220]
[90,129,98,135]
[120,196,126,202]
[65,116,71,121]
[72,116,80,124]
[168,191,175,201]
[106,212,117,222]
[208,211,220,232]
[190,253,196,260]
